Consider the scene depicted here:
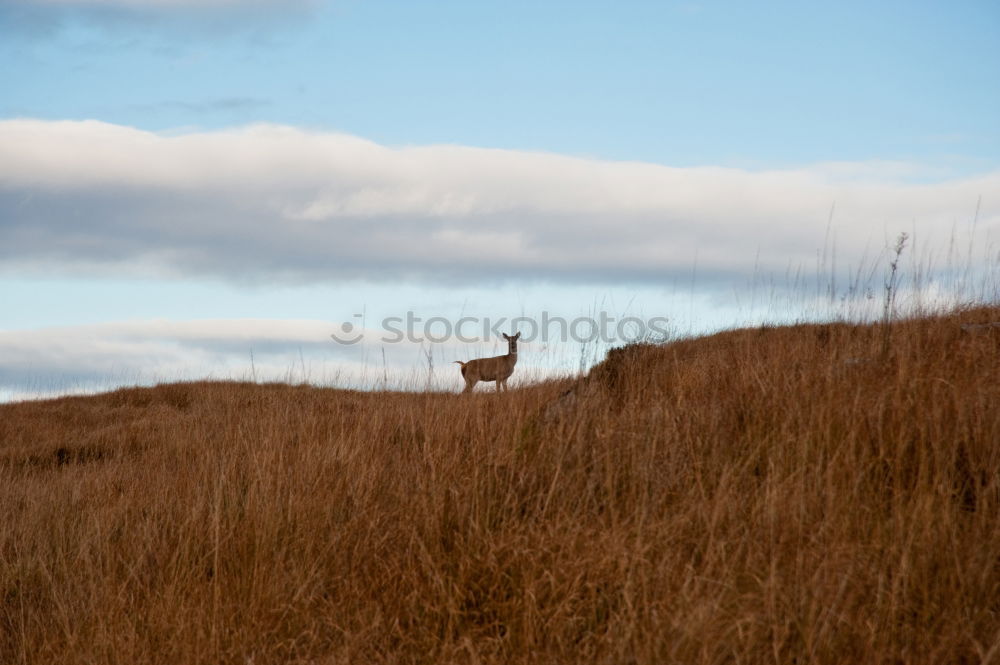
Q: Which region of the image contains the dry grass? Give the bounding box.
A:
[2,307,999,664]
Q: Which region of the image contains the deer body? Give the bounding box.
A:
[454,332,520,393]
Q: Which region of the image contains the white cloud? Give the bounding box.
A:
[1,119,997,287]
[0,318,351,398]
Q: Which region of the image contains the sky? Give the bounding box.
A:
[1,0,998,399]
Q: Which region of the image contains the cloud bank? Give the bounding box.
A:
[0,319,335,389]
[0,317,572,401]
[1,119,996,287]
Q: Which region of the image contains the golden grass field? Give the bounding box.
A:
[2,307,999,664]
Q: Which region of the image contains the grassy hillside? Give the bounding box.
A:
[2,307,999,664]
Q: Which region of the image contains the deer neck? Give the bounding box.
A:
[507,343,518,365]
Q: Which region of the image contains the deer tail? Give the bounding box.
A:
[453,360,467,368]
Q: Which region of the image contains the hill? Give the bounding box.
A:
[2,307,999,664]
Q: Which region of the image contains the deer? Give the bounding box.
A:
[453,332,521,393]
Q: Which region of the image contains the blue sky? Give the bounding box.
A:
[5,1,998,166]
[1,0,998,399]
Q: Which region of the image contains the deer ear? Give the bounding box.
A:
[514,332,521,340]
[502,333,510,340]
